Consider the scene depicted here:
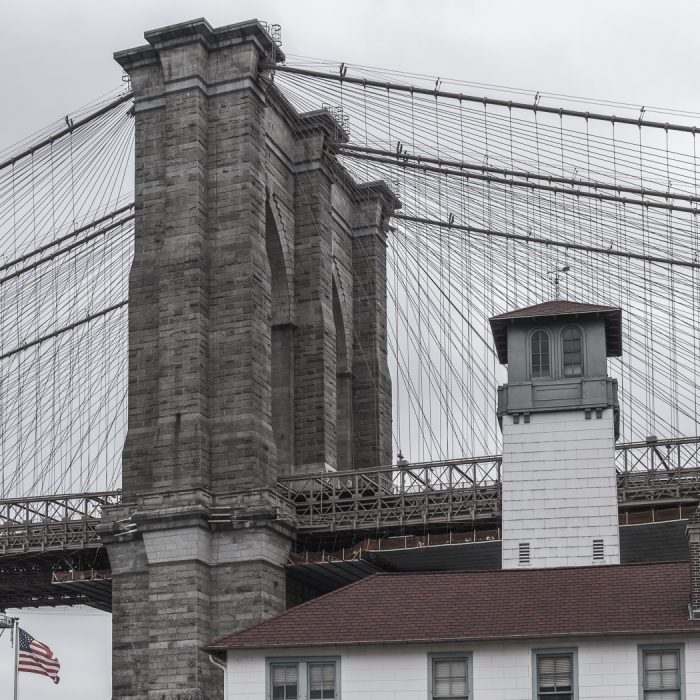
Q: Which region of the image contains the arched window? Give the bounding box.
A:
[530,330,550,378]
[562,326,583,377]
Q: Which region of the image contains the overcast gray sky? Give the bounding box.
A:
[2,1,700,697]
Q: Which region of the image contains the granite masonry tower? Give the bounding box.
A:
[99,18,397,699]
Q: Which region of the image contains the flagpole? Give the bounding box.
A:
[13,617,19,700]
[0,614,18,700]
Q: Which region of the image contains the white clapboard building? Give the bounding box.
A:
[208,301,700,700]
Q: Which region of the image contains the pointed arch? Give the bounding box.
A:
[266,198,292,324]
[333,277,353,470]
[266,198,294,473]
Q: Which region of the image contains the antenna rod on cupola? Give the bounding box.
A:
[547,264,570,299]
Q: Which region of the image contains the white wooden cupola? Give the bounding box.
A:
[489,300,623,569]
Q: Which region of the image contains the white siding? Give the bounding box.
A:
[501,409,620,569]
[227,636,700,699]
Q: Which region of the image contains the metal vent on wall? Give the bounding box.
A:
[518,542,531,565]
[593,539,605,561]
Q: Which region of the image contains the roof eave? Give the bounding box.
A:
[210,626,700,651]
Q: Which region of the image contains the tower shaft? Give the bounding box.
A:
[100,18,397,699]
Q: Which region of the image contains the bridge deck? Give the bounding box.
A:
[0,437,698,559]
[1,439,698,612]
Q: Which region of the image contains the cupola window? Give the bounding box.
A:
[562,327,583,377]
[530,330,550,378]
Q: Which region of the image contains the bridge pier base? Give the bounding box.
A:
[102,492,293,700]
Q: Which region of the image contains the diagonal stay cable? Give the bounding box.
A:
[0,301,127,363]
[0,204,134,275]
[0,92,133,172]
[393,214,700,269]
[270,65,700,134]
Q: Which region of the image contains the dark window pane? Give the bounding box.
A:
[562,328,582,377]
[531,330,550,378]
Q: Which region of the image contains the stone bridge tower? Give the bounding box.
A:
[99,18,397,700]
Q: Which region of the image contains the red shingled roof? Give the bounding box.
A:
[208,563,698,650]
[489,300,622,364]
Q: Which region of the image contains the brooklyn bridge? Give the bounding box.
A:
[1,17,700,697]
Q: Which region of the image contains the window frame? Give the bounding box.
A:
[638,644,685,700]
[267,657,341,700]
[561,325,584,378]
[529,328,552,380]
[532,647,578,700]
[428,652,472,700]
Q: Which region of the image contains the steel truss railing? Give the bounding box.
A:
[1,437,699,551]
[278,455,502,532]
[279,436,700,532]
[616,437,700,505]
[0,492,120,554]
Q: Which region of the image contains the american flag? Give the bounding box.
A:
[18,628,61,684]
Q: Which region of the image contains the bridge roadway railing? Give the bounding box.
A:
[0,491,120,555]
[278,436,700,532]
[615,436,700,504]
[1,437,699,551]
[278,454,503,532]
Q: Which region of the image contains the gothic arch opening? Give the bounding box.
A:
[333,279,353,471]
[266,199,294,474]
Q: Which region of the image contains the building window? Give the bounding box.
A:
[640,647,683,700]
[535,651,575,700]
[269,660,338,700]
[562,327,583,377]
[271,664,299,700]
[430,655,470,699]
[309,663,336,699]
[530,330,550,378]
